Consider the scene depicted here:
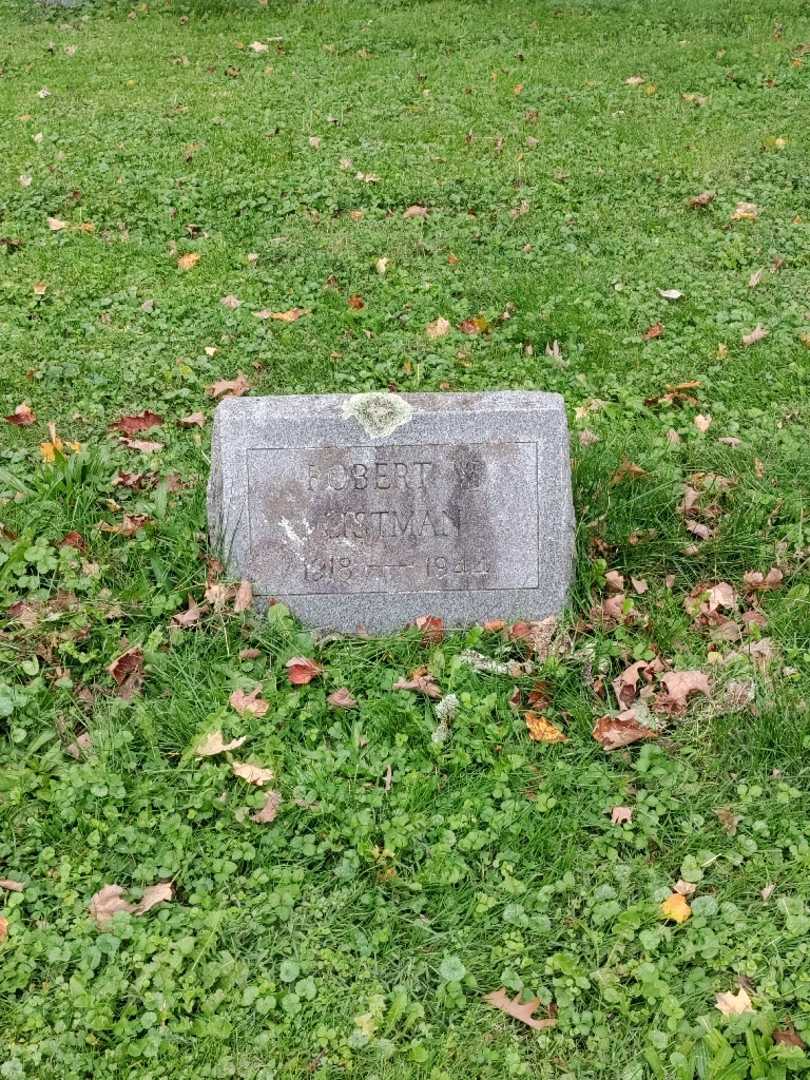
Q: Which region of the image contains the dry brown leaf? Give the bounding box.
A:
[89,884,136,925]
[65,731,92,759]
[483,987,556,1031]
[508,615,557,659]
[231,760,274,786]
[327,687,357,709]
[177,251,200,271]
[347,294,365,310]
[612,660,652,708]
[742,324,768,347]
[524,712,567,743]
[178,411,206,428]
[5,402,36,426]
[107,647,144,698]
[119,436,164,453]
[643,322,664,341]
[133,882,173,915]
[403,204,428,218]
[207,373,251,398]
[611,806,633,825]
[605,570,625,593]
[0,879,24,892]
[743,567,783,591]
[715,988,754,1016]
[194,730,247,757]
[655,670,710,715]
[731,202,758,222]
[661,892,692,923]
[658,288,684,301]
[689,191,714,208]
[47,216,68,231]
[393,666,442,699]
[0,915,7,942]
[578,429,600,447]
[99,513,152,538]
[674,879,696,896]
[171,595,208,629]
[458,315,488,335]
[229,686,269,717]
[233,579,253,613]
[611,458,646,485]
[251,790,282,823]
[631,577,648,595]
[624,75,645,86]
[694,414,712,433]
[220,294,241,309]
[109,410,163,435]
[253,306,308,322]
[686,520,713,541]
[773,1028,805,1049]
[592,709,657,751]
[286,656,323,686]
[411,614,444,644]
[426,316,451,339]
[748,268,765,289]
[715,806,741,835]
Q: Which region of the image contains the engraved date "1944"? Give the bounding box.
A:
[303,555,490,584]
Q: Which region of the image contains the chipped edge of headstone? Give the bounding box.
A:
[341,392,413,438]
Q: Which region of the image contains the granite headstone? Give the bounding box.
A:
[208,391,574,633]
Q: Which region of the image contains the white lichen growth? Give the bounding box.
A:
[431,693,459,746]
[342,392,413,437]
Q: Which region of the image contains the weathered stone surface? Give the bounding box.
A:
[208,391,574,633]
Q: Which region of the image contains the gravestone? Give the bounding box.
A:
[208,391,574,633]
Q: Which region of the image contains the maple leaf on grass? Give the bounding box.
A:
[207,373,251,398]
[230,686,269,717]
[654,670,710,716]
[483,988,557,1031]
[592,709,657,751]
[660,892,692,923]
[194,730,247,757]
[286,656,323,686]
[178,411,206,428]
[109,410,163,435]
[525,712,567,743]
[715,988,754,1016]
[251,790,281,823]
[170,595,208,629]
[231,760,274,786]
[119,436,164,454]
[327,687,357,709]
[393,666,442,699]
[5,402,36,426]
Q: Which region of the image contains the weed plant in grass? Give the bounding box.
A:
[1,0,809,1077]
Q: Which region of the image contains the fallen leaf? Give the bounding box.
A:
[286,656,323,685]
[743,567,783,591]
[655,670,710,715]
[483,988,556,1031]
[612,660,652,708]
[0,916,7,942]
[239,647,261,660]
[251,790,282,822]
[308,135,321,149]
[231,760,274,786]
[229,686,269,717]
[65,731,92,758]
[624,75,645,85]
[686,520,713,541]
[19,174,32,188]
[253,306,308,322]
[249,40,268,53]
[689,191,714,208]
[99,513,152,537]
[403,204,428,218]
[661,892,692,923]
[207,373,251,398]
[524,712,567,743]
[592,709,657,751]
[233,579,253,613]
[694,414,712,433]
[178,411,206,428]
[170,595,208,628]
[327,687,357,709]
[611,458,646,485]
[643,322,664,340]
[375,256,389,275]
[742,324,768,347]
[657,288,684,301]
[47,216,67,231]
[715,988,754,1016]
[426,316,451,339]
[107,647,144,700]
[715,806,741,835]
[631,577,648,595]
[773,1028,805,1049]
[761,883,776,902]
[674,879,696,896]
[177,251,200,271]
[0,879,24,892]
[220,293,241,309]
[748,268,764,289]
[119,436,164,453]
[578,428,600,447]
[731,202,758,222]
[412,614,444,644]
[718,436,742,447]
[393,666,442,699]
[133,882,173,915]
[5,402,36,426]
[611,806,633,825]
[194,730,247,757]
[109,410,163,435]
[89,885,136,925]
[458,315,488,335]
[33,281,47,296]
[347,294,365,310]
[605,570,625,593]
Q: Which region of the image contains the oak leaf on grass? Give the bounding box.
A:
[231,760,274,786]
[207,373,251,398]
[194,730,247,757]
[411,614,444,644]
[483,987,557,1031]
[229,686,269,717]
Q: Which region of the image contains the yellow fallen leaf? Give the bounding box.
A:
[177,252,200,271]
[660,892,692,923]
[525,712,567,743]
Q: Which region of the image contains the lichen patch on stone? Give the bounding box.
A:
[341,392,413,438]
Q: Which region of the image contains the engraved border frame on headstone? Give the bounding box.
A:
[208,391,574,633]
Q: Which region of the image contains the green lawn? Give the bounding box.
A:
[1,0,810,1076]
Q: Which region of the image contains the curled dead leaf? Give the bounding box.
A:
[286,656,323,686]
[327,687,357,709]
[231,760,274,786]
[251,790,281,822]
[403,204,428,218]
[229,685,269,717]
[655,670,710,715]
[133,882,173,915]
[170,595,208,629]
[592,709,657,751]
[194,730,247,757]
[393,666,441,699]
[233,579,253,613]
[5,402,36,426]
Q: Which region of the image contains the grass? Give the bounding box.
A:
[1,0,810,1076]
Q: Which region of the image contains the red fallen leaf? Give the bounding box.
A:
[229,685,269,717]
[642,322,664,340]
[508,616,557,659]
[207,373,251,398]
[109,410,163,435]
[5,402,36,426]
[592,709,657,751]
[411,614,444,644]
[115,471,149,489]
[458,315,488,334]
[106,646,144,699]
[773,1029,805,1049]
[483,987,557,1031]
[403,204,428,218]
[118,437,164,454]
[251,790,282,823]
[60,530,86,550]
[743,567,783,591]
[327,687,357,709]
[393,666,442,699]
[171,596,208,629]
[233,579,253,613]
[347,294,365,310]
[178,411,206,428]
[482,619,505,632]
[286,656,323,686]
[611,806,633,825]
[654,670,710,716]
[99,514,152,537]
